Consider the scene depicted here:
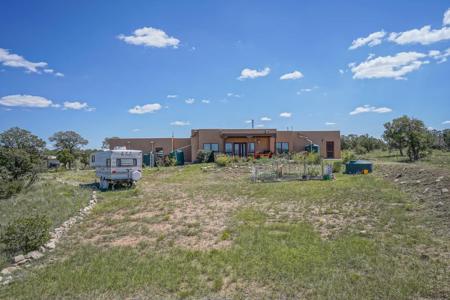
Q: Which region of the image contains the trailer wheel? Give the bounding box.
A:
[99,178,109,190]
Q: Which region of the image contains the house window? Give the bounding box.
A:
[248,142,255,155]
[91,155,95,163]
[106,159,111,167]
[116,158,137,167]
[203,143,219,152]
[225,143,233,155]
[276,142,289,154]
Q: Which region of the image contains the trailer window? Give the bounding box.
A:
[106,159,111,167]
[116,158,137,167]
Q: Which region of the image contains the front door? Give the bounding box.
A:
[233,143,247,157]
[326,141,334,158]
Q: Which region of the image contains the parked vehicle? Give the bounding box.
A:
[90,150,142,190]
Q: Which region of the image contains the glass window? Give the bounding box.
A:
[203,143,219,152]
[225,143,232,155]
[106,159,111,167]
[91,155,95,163]
[276,142,289,154]
[116,158,137,167]
[248,142,255,154]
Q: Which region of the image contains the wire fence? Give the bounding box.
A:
[251,158,333,182]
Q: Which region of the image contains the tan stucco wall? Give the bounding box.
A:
[108,138,192,162]
[109,129,341,163]
[276,131,341,158]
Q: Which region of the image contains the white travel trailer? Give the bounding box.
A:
[90,150,143,190]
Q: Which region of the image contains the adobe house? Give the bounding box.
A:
[107,129,341,163]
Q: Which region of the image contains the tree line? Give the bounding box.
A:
[0,127,90,198]
[342,115,450,161]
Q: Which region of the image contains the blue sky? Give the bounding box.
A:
[0,0,449,148]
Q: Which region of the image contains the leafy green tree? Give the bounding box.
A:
[0,127,46,198]
[49,131,88,169]
[383,116,410,156]
[56,149,76,169]
[404,118,432,161]
[443,129,450,150]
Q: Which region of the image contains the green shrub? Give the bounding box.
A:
[341,150,356,164]
[0,215,51,255]
[332,161,342,173]
[195,150,214,163]
[305,152,321,165]
[215,154,231,167]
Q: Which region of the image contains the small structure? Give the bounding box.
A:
[345,160,373,174]
[90,150,142,190]
[46,155,60,169]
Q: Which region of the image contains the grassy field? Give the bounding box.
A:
[0,172,92,269]
[0,155,449,299]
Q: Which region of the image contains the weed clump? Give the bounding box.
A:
[1,215,51,255]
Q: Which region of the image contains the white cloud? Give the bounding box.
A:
[349,105,392,115]
[350,52,429,80]
[55,72,64,77]
[0,48,62,76]
[280,70,303,80]
[132,128,140,132]
[428,48,450,63]
[170,121,190,126]
[349,30,386,50]
[260,116,271,121]
[244,120,252,124]
[185,98,195,104]
[227,92,241,98]
[444,8,450,26]
[339,69,345,74]
[325,122,336,125]
[63,101,94,111]
[280,112,292,118]
[296,86,318,94]
[167,94,178,98]
[118,27,180,48]
[0,94,55,108]
[201,99,210,104]
[128,103,162,114]
[442,120,450,125]
[238,67,270,80]
[389,25,450,45]
[255,124,264,128]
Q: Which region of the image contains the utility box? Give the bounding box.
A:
[345,160,373,174]
[169,150,185,166]
[305,144,320,153]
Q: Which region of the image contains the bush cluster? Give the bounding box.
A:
[0,215,51,255]
[341,150,356,164]
[215,154,231,167]
[196,150,215,163]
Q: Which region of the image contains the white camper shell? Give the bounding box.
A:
[90,150,142,190]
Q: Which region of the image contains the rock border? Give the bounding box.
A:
[0,190,98,286]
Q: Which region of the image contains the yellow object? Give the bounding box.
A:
[363,169,369,174]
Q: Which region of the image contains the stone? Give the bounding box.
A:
[26,251,44,260]
[45,241,56,250]
[442,188,449,193]
[436,176,444,182]
[0,276,2,282]
[13,255,25,264]
[16,258,29,266]
[423,187,430,194]
[395,173,402,179]
[1,266,19,275]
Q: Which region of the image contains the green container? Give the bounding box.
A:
[305,144,320,153]
[169,150,185,166]
[345,160,373,174]
[143,153,151,166]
